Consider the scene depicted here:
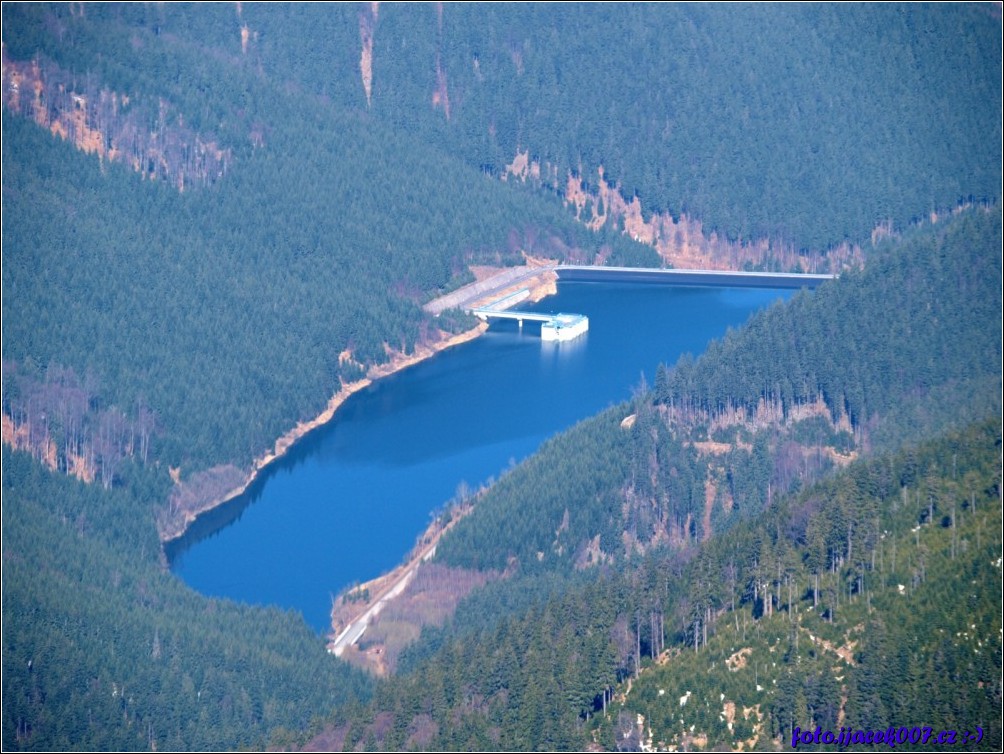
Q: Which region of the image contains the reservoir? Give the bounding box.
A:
[168,280,797,632]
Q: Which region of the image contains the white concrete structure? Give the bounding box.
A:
[471,290,589,342]
[540,313,589,341]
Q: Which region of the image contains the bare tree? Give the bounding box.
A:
[96,407,127,489]
[136,397,156,466]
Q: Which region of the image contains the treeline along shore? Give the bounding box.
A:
[160,265,561,547]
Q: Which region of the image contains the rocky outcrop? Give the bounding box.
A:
[505,150,864,273]
[359,3,378,107]
[2,47,230,191]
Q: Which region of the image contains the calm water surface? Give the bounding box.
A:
[169,282,793,631]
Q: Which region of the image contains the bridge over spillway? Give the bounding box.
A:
[471,288,553,325]
[471,289,589,341]
[471,308,556,325]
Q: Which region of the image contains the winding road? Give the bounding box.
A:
[328,535,440,656]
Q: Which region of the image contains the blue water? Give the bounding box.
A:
[168,281,793,632]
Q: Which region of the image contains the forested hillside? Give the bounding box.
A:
[5,3,1000,257]
[3,1,998,494]
[364,3,1001,251]
[318,421,1002,751]
[594,419,1002,752]
[1,447,373,750]
[2,6,651,485]
[300,206,1001,752]
[436,208,1002,573]
[2,4,1001,752]
[81,3,1000,251]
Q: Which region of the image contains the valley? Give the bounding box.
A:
[2,4,999,751]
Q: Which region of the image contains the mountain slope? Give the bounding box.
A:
[436,207,1002,574]
[1,447,373,751]
[320,420,1002,751]
[594,419,1002,751]
[2,6,1001,752]
[300,205,1001,752]
[2,11,651,483]
[6,3,1000,254]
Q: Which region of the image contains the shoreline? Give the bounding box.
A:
[327,501,472,658]
[159,266,558,545]
[158,322,489,545]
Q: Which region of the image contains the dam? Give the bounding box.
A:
[555,265,835,288]
[460,265,831,343]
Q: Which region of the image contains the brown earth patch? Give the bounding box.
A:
[726,647,753,671]
[352,562,500,674]
[693,440,733,456]
[702,473,716,541]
